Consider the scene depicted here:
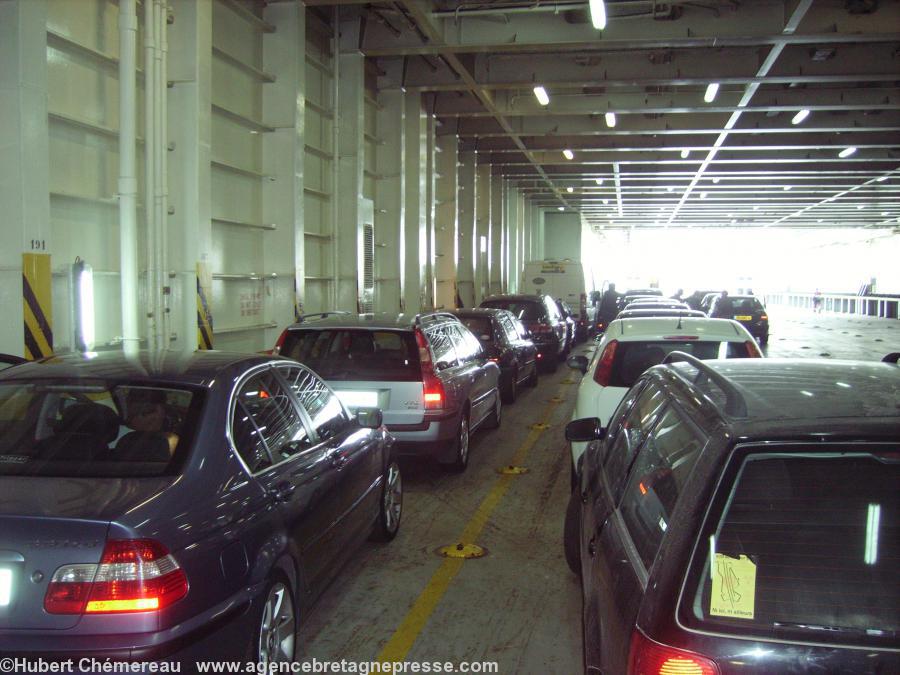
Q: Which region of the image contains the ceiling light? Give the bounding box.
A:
[589,0,607,30]
[666,186,674,192]
[792,109,810,125]
[700,192,708,199]
[839,147,857,158]
[602,199,609,205]
[876,175,888,182]
[595,178,603,185]
[712,177,720,184]
[563,149,574,160]
[680,149,690,159]
[605,112,616,128]
[753,205,760,210]
[704,83,719,103]
[817,219,823,223]
[857,205,865,210]
[533,86,550,106]
[883,212,889,216]
[783,186,791,191]
[731,219,737,225]
[557,206,565,211]
[567,187,574,193]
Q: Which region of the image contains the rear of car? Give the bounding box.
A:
[569,318,761,473]
[520,260,591,335]
[480,295,566,370]
[715,294,769,344]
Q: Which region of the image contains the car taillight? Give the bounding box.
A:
[745,340,762,357]
[593,340,618,386]
[760,314,768,321]
[415,328,445,411]
[531,323,553,334]
[628,630,719,675]
[273,329,288,354]
[45,539,188,615]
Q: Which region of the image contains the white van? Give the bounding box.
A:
[521,260,591,339]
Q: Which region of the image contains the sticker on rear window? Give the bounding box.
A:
[710,553,757,620]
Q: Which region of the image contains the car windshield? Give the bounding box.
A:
[0,381,202,477]
[280,329,421,381]
[683,450,899,648]
[480,300,543,321]
[457,317,493,343]
[610,340,756,387]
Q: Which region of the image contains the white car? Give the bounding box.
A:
[565,317,762,485]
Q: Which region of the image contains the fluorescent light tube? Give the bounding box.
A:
[533,86,550,106]
[680,149,690,159]
[595,178,603,185]
[563,149,574,160]
[589,0,607,30]
[839,147,857,158]
[704,83,719,103]
[567,187,574,193]
[605,111,616,127]
[792,109,810,125]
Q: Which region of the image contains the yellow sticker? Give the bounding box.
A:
[710,553,756,620]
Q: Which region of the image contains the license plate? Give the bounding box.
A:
[0,568,11,606]
[734,315,752,321]
[336,390,378,408]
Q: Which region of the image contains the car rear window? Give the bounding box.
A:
[480,300,544,321]
[682,451,899,648]
[0,381,202,477]
[281,329,420,382]
[610,341,756,388]
[457,317,493,342]
[731,297,764,312]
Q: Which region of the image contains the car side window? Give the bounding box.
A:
[279,365,349,442]
[513,319,530,340]
[428,325,459,369]
[456,325,483,361]
[602,385,667,501]
[618,406,707,569]
[232,369,313,471]
[544,297,560,320]
[499,314,518,342]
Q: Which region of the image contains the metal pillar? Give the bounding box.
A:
[435,134,458,309]
[168,0,213,350]
[457,151,476,308]
[403,91,427,313]
[0,0,51,356]
[475,164,492,303]
[490,173,504,295]
[375,89,405,312]
[262,1,306,336]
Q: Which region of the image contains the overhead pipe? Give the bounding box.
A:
[118,0,140,354]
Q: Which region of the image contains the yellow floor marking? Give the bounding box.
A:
[377,392,564,664]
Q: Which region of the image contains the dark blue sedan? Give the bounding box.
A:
[0,351,401,664]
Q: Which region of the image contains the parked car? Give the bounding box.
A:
[699,291,721,314]
[0,350,400,664]
[617,308,707,320]
[480,294,568,372]
[556,299,578,351]
[618,288,663,311]
[565,317,761,485]
[275,312,501,472]
[0,354,27,372]
[451,308,539,403]
[565,354,900,674]
[709,293,770,345]
[520,259,591,338]
[622,300,691,312]
[685,289,721,311]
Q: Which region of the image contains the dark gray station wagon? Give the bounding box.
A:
[0,351,401,664]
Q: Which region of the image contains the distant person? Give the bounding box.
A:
[120,388,179,455]
[672,288,684,301]
[685,291,704,311]
[813,288,823,313]
[711,290,734,319]
[598,283,621,326]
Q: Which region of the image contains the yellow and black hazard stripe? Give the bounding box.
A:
[196,262,213,350]
[22,253,53,359]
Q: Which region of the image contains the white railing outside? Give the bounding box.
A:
[765,292,900,319]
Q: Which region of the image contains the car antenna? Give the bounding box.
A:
[676,313,683,330]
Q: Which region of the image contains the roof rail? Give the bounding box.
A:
[662,350,748,418]
[882,352,900,364]
[414,311,458,326]
[298,310,351,323]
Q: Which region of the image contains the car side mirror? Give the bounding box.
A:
[565,418,606,442]
[356,408,383,429]
[566,355,589,374]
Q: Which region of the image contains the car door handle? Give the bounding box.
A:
[587,536,597,557]
[331,450,348,469]
[268,481,296,503]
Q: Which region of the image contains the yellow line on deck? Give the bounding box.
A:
[377,391,564,664]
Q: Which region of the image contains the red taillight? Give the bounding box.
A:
[628,630,719,675]
[45,539,188,615]
[593,340,618,386]
[529,323,553,334]
[416,328,445,411]
[273,329,288,354]
[745,340,762,357]
[760,314,768,321]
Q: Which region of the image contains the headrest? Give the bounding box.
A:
[56,403,120,443]
[114,431,172,462]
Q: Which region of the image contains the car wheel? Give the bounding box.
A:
[253,576,296,666]
[526,363,539,387]
[443,414,470,472]
[501,369,517,403]
[564,489,581,577]
[484,392,502,429]
[370,460,402,542]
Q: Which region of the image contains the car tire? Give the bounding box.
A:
[501,369,518,403]
[564,489,582,577]
[484,392,502,429]
[251,574,297,666]
[442,413,470,473]
[370,459,402,542]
